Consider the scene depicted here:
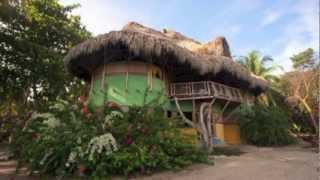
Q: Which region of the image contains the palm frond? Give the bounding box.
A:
[261,55,274,65]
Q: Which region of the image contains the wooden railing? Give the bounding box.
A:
[169,81,249,103]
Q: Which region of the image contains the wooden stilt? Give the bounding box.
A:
[192,99,196,122]
[125,71,129,90]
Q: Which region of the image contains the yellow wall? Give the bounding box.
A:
[180,128,198,144]
[215,124,225,141]
[215,123,241,145]
[179,124,241,145]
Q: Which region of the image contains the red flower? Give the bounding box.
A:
[123,136,133,145]
[78,165,86,176]
[81,106,88,114]
[79,96,86,103]
[32,133,38,140]
[27,111,33,120]
[140,166,145,174]
[106,101,119,110]
[139,128,146,134]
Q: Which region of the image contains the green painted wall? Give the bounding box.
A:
[170,101,193,112]
[88,74,170,110]
[87,73,226,113]
[169,101,223,112]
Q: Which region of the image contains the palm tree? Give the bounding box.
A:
[237,51,283,106]
[237,51,282,83]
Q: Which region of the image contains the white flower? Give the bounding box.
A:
[86,133,118,162]
[105,111,123,123]
[103,111,123,129]
[39,150,52,166]
[31,112,61,128]
[31,112,53,120]
[43,117,61,128]
[67,151,77,163]
[49,102,66,111]
[76,137,82,144]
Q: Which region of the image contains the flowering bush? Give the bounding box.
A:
[11,99,208,178]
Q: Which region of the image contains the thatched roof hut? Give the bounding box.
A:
[64,22,268,94]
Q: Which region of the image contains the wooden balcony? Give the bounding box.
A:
[169,81,250,103]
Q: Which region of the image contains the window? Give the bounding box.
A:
[152,68,162,79]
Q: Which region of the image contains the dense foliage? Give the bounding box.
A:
[236,103,295,146]
[0,0,90,115]
[11,99,208,178]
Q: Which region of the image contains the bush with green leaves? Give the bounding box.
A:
[11,99,208,178]
[236,103,295,146]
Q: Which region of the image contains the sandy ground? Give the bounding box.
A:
[134,145,319,180]
[0,144,318,180]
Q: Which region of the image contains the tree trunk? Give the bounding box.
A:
[174,98,214,153]
[198,102,214,153]
[300,98,318,133]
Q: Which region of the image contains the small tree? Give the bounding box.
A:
[280,48,319,134]
[291,48,317,69]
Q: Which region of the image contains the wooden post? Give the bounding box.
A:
[89,75,94,97]
[191,82,194,96]
[207,81,211,96]
[125,71,129,90]
[192,99,196,122]
[220,100,230,122]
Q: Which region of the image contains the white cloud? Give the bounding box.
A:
[59,0,152,35]
[273,0,319,73]
[261,10,282,27]
[274,40,309,74]
[292,0,319,49]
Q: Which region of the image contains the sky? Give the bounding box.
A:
[60,0,319,73]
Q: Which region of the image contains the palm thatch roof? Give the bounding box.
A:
[64,22,268,94]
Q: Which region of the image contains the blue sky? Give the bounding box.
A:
[60,0,319,73]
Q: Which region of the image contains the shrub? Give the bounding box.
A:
[236,103,295,146]
[11,99,208,178]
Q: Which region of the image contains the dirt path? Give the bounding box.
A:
[134,145,319,180]
[0,144,318,180]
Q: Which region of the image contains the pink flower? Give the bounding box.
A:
[85,113,92,119]
[79,96,86,103]
[81,106,88,114]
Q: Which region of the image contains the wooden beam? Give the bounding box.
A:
[221,100,230,114]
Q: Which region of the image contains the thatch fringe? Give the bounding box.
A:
[64,22,268,93]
